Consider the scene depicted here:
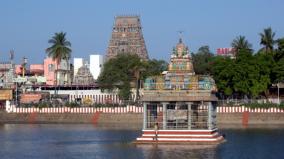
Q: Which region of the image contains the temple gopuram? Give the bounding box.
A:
[106,16,149,60]
[135,38,224,144]
[73,64,95,85]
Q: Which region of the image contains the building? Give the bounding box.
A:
[73,54,103,82]
[14,64,46,85]
[106,16,149,60]
[73,58,83,78]
[0,62,15,88]
[0,89,13,109]
[34,85,121,105]
[135,39,224,144]
[216,48,236,59]
[44,57,71,85]
[89,54,104,80]
[73,63,95,85]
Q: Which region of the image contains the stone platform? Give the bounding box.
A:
[134,129,225,144]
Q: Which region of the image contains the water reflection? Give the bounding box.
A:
[137,144,218,159]
[0,124,284,159]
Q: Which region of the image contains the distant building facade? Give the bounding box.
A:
[73,58,83,78]
[106,16,149,60]
[0,62,15,88]
[90,54,104,80]
[216,48,236,59]
[14,64,46,85]
[44,57,71,85]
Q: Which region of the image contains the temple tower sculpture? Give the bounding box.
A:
[135,38,224,144]
[106,16,149,60]
[73,63,95,85]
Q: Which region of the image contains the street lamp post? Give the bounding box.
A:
[15,82,18,107]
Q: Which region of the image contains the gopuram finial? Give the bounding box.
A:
[177,30,184,43]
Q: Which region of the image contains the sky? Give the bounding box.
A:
[0,0,283,64]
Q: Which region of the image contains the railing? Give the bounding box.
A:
[217,99,284,106]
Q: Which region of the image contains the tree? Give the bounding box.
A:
[46,32,72,85]
[192,45,214,74]
[211,49,274,99]
[97,54,144,100]
[252,53,274,98]
[274,38,284,61]
[277,38,284,52]
[143,59,168,77]
[98,54,168,101]
[259,27,275,53]
[231,35,253,53]
[211,56,235,97]
[273,58,284,83]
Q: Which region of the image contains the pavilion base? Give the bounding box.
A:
[134,129,225,145]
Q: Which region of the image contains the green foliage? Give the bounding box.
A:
[273,38,284,62]
[118,82,132,100]
[192,45,214,74]
[98,54,140,100]
[211,49,275,98]
[97,53,168,100]
[211,56,235,96]
[65,102,80,108]
[231,35,253,53]
[272,58,284,82]
[277,38,284,52]
[143,59,168,77]
[243,102,284,109]
[211,28,284,99]
[259,27,276,53]
[21,102,52,108]
[93,103,123,108]
[46,32,72,63]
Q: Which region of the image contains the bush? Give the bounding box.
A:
[92,103,123,108]
[65,102,80,108]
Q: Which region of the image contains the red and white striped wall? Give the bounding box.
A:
[10,106,144,114]
[69,94,122,104]
[216,106,284,113]
[7,106,284,114]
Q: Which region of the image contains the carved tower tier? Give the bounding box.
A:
[106,16,149,60]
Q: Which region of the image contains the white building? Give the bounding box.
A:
[73,58,83,77]
[41,89,121,104]
[89,54,104,80]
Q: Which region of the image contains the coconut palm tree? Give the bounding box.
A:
[46,32,72,85]
[277,38,284,52]
[231,35,253,53]
[274,38,284,61]
[259,27,275,53]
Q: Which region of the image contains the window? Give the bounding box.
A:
[48,64,54,72]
